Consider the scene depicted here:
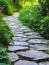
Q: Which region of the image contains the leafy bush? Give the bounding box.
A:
[0,12,13,64]
[19,4,49,39]
[0,43,11,65]
[0,12,4,18]
[19,4,42,31]
[11,0,37,11]
[40,16,49,39]
[0,0,14,15]
[0,20,13,44]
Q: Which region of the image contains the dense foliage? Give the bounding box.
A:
[0,13,13,64]
[0,0,14,15]
[10,0,38,11]
[19,3,49,39]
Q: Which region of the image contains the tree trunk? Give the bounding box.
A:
[46,6,49,16]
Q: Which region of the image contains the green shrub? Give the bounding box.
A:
[0,12,4,18]
[19,4,49,39]
[0,20,13,44]
[19,4,42,31]
[40,16,49,39]
[0,0,14,15]
[0,18,13,64]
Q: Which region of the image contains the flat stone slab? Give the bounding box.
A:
[24,32,34,36]
[30,44,49,51]
[28,39,49,44]
[13,34,27,38]
[14,60,38,65]
[24,32,39,35]
[14,31,23,34]
[22,29,32,33]
[9,23,16,26]
[13,37,28,42]
[39,62,49,65]
[41,40,49,44]
[24,32,40,36]
[20,26,29,30]
[28,35,42,39]
[8,46,29,52]
[17,50,49,62]
[7,53,19,62]
[28,39,42,44]
[13,41,29,46]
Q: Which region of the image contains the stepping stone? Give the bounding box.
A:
[41,40,49,44]
[39,62,49,65]
[13,34,27,38]
[14,32,23,34]
[7,53,19,62]
[24,32,37,36]
[30,44,49,51]
[28,35,42,39]
[24,32,39,35]
[10,26,16,28]
[9,23,16,26]
[8,46,29,52]
[28,39,49,44]
[20,26,29,30]
[17,50,49,62]
[14,60,38,65]
[13,41,29,46]
[13,37,28,42]
[28,39,42,44]
[22,29,32,33]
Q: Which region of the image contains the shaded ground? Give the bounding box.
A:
[4,13,49,65]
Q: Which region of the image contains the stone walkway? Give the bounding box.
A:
[4,13,49,65]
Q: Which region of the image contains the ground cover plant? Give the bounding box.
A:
[0,12,13,65]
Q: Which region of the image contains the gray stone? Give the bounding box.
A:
[30,44,49,51]
[7,53,19,62]
[28,39,42,44]
[28,35,42,39]
[9,23,16,26]
[24,32,39,35]
[12,37,28,42]
[13,34,27,38]
[14,32,23,34]
[8,46,29,52]
[41,40,49,44]
[17,50,49,62]
[24,32,37,36]
[13,41,29,46]
[20,26,29,30]
[14,60,38,65]
[22,29,32,33]
[39,62,49,65]
[28,39,49,44]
